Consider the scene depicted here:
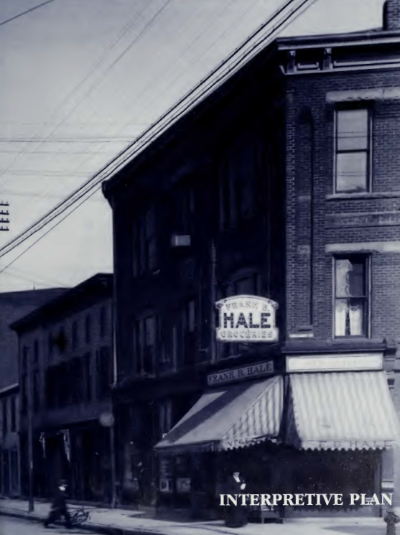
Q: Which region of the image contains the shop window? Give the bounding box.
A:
[334,256,369,338]
[219,136,258,230]
[182,299,196,367]
[335,108,371,194]
[2,398,8,437]
[134,315,157,375]
[133,207,157,276]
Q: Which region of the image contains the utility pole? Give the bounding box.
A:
[27,346,34,512]
[210,240,217,363]
[0,201,10,232]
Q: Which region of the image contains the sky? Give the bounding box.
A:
[0,0,386,292]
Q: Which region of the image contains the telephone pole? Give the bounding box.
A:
[0,201,10,232]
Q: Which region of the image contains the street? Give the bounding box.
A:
[0,516,93,535]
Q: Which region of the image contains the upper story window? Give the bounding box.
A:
[182,299,196,367]
[33,340,39,365]
[335,108,371,194]
[96,346,112,399]
[48,333,53,358]
[72,321,78,350]
[99,306,107,338]
[85,315,91,344]
[2,398,7,437]
[133,207,157,276]
[181,187,195,233]
[134,315,157,375]
[159,399,173,438]
[219,136,258,230]
[334,256,369,338]
[10,396,16,433]
[21,346,28,413]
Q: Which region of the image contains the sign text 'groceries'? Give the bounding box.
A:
[216,295,278,343]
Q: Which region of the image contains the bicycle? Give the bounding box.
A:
[69,506,91,526]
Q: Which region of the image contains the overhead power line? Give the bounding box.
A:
[0,0,57,28]
[0,0,317,265]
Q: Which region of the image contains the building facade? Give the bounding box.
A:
[103,0,400,518]
[0,288,65,498]
[11,274,114,503]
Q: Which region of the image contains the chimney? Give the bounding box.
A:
[383,0,400,30]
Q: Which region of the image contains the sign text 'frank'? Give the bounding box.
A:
[216,295,278,343]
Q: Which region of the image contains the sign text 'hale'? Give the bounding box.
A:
[216,295,279,343]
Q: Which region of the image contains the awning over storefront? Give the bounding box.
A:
[155,376,283,454]
[286,371,400,451]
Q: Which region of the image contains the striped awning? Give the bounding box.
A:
[155,376,283,454]
[286,371,400,451]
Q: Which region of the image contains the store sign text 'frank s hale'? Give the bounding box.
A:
[216,295,279,343]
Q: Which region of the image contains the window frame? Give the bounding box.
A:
[85,315,91,344]
[2,398,7,437]
[333,105,373,195]
[134,314,158,376]
[332,254,371,339]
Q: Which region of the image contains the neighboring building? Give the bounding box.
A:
[0,288,66,498]
[11,274,113,503]
[103,0,400,518]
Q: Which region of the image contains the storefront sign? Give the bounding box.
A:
[286,353,383,373]
[216,295,279,343]
[207,361,274,386]
[304,439,397,450]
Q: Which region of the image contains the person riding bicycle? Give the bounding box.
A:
[44,479,72,529]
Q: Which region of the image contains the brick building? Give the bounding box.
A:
[0,288,65,498]
[11,274,114,503]
[103,0,400,518]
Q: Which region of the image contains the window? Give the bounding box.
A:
[335,108,371,193]
[100,306,106,338]
[72,321,78,350]
[334,256,369,337]
[181,187,195,232]
[133,207,157,276]
[33,340,39,365]
[33,371,40,412]
[159,400,173,438]
[2,399,7,437]
[96,347,112,399]
[85,315,91,344]
[219,136,258,229]
[10,397,16,432]
[85,353,92,401]
[21,346,28,413]
[182,299,196,366]
[134,315,157,375]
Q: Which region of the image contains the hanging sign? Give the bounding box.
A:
[216,295,278,343]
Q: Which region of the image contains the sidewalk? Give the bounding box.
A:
[0,498,392,535]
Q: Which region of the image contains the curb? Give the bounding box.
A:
[0,508,163,535]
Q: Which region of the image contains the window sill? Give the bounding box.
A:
[326,191,400,200]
